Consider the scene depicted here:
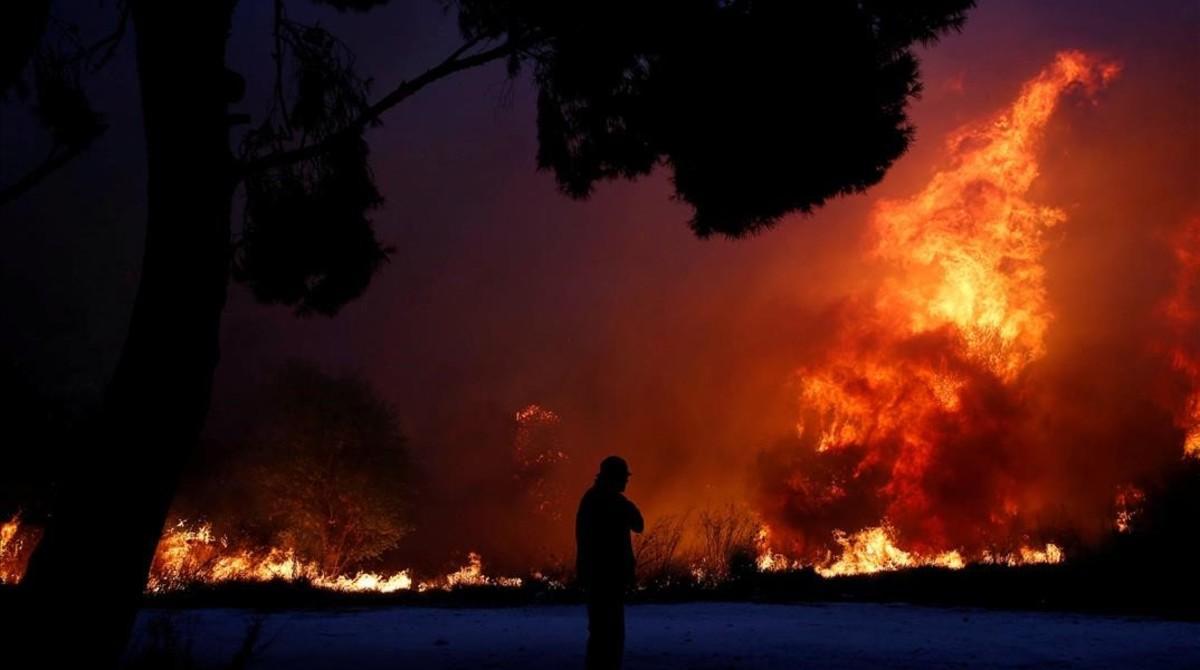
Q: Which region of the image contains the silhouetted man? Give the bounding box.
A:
[576,455,644,670]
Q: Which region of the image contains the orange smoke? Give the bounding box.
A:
[1158,216,1200,459]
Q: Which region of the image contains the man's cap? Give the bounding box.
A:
[598,455,631,478]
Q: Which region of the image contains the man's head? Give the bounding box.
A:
[597,455,631,492]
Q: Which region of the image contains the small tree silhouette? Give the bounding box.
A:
[246,361,412,576]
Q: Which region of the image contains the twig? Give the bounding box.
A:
[240,36,521,176]
[271,0,292,132]
[85,2,130,72]
[0,143,88,208]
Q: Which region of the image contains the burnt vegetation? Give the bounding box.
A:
[153,360,414,586]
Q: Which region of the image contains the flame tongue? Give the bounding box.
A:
[870,51,1118,380]
[776,51,1121,567]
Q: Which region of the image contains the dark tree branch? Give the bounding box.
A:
[0,0,51,93]
[55,2,130,72]
[83,3,130,73]
[271,0,292,132]
[0,5,129,209]
[0,143,88,207]
[441,34,486,64]
[240,36,519,176]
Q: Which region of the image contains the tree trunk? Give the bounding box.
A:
[8,2,236,666]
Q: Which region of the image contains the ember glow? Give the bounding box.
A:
[1113,485,1146,534]
[513,404,571,518]
[0,514,39,585]
[0,516,23,584]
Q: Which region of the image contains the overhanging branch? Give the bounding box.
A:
[240,36,522,177]
[0,4,129,209]
[0,143,88,207]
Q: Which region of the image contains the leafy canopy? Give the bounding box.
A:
[4,1,974,313]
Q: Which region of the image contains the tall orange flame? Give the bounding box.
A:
[802,50,1120,453]
[771,51,1121,566]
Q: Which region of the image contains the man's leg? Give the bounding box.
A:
[586,596,601,669]
[586,593,624,669]
[613,595,625,666]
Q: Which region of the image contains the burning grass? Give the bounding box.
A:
[2,474,1195,619]
[146,519,524,595]
[0,506,1066,598]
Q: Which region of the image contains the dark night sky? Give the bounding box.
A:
[2,0,1197,550]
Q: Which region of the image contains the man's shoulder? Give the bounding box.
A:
[579,486,624,509]
[578,485,602,509]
